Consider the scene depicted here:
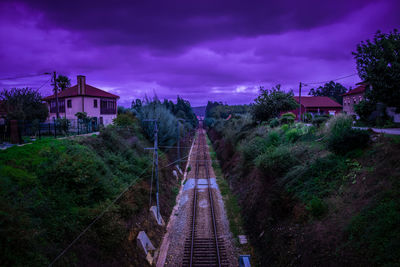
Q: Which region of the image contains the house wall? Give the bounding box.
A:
[47,96,117,126]
[291,105,341,120]
[343,92,364,116]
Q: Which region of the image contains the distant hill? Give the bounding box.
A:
[192,106,206,117]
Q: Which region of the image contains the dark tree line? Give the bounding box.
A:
[308,81,348,105]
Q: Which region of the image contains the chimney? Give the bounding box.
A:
[77,75,86,95]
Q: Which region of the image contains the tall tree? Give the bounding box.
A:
[353,29,400,111]
[0,88,48,121]
[308,81,347,104]
[252,85,299,122]
[56,75,71,91]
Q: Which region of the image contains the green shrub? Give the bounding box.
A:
[306,197,328,219]
[205,117,215,127]
[113,113,137,126]
[354,100,376,122]
[325,114,369,155]
[312,115,329,127]
[269,118,280,128]
[324,114,352,133]
[281,124,289,132]
[327,128,370,155]
[241,137,268,162]
[280,112,296,125]
[266,130,281,146]
[55,117,70,135]
[285,128,301,143]
[302,112,313,123]
[254,145,298,175]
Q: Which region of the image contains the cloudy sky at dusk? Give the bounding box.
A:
[0,0,399,107]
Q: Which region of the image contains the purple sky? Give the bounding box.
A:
[0,0,399,107]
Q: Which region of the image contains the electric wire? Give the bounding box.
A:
[303,73,358,86]
[49,152,190,266]
[36,78,52,92]
[0,73,50,81]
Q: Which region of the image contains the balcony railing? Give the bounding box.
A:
[100,108,116,115]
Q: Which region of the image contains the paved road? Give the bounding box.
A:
[353,127,400,135]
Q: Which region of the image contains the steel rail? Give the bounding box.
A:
[203,130,222,267]
[188,128,222,267]
[189,130,201,267]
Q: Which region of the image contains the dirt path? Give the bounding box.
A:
[156,127,238,266]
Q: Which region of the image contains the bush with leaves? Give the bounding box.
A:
[254,144,299,175]
[285,128,302,143]
[280,112,296,125]
[302,112,313,123]
[113,113,137,126]
[55,117,70,135]
[252,85,299,122]
[312,115,329,127]
[325,114,370,155]
[138,101,178,146]
[306,197,328,218]
[353,100,376,123]
[269,118,280,128]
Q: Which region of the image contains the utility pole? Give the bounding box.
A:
[154,121,159,221]
[177,120,180,165]
[299,82,302,122]
[144,119,160,221]
[53,71,59,118]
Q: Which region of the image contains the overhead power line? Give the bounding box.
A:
[303,73,358,86]
[36,78,52,91]
[0,72,51,81]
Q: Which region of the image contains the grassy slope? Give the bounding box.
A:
[208,118,400,266]
[206,135,253,256]
[0,124,182,266]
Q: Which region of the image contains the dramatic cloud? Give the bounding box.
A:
[0,0,399,106]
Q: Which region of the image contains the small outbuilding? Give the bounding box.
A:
[292,96,342,119]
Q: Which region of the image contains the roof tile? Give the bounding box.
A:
[43,84,119,100]
[293,96,342,108]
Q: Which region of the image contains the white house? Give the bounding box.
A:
[43,75,119,125]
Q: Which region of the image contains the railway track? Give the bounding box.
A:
[182,128,228,267]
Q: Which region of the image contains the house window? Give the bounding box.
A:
[67,100,72,108]
[100,99,116,114]
[94,99,98,108]
[50,99,65,113]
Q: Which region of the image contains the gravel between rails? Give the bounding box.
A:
[157,128,238,267]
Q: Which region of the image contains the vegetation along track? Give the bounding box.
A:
[182,126,228,267]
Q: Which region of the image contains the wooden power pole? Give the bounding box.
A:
[53,71,59,118]
[299,82,302,122]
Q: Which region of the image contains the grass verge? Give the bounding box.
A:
[206,135,252,254]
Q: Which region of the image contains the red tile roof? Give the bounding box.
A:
[342,83,367,96]
[43,84,119,101]
[293,96,342,108]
